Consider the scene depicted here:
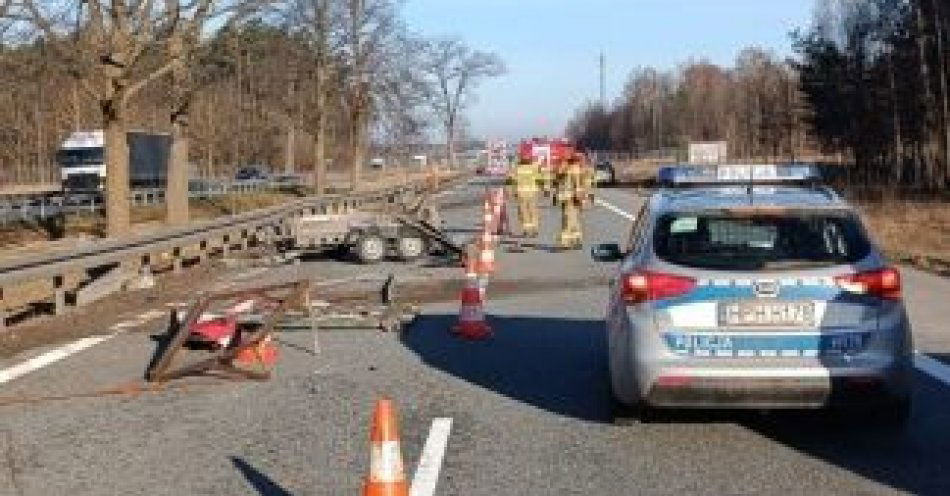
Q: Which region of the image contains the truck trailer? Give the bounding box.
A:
[57,130,172,192]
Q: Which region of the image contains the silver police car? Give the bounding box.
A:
[593,165,912,423]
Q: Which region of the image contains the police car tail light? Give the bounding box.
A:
[834,268,902,300]
[622,271,696,304]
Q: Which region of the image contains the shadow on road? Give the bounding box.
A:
[740,371,950,495]
[401,313,613,423]
[403,314,950,493]
[230,457,292,496]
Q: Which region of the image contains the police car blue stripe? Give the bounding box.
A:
[663,332,870,357]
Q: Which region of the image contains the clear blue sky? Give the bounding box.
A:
[403,0,815,141]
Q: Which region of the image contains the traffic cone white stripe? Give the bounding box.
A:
[370,441,405,483]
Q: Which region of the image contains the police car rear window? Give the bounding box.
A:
[653,211,872,270]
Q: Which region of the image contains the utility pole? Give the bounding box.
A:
[599,51,606,108]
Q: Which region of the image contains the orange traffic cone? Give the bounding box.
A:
[232,335,280,375]
[493,194,508,236]
[482,194,497,234]
[453,275,492,340]
[475,230,496,275]
[363,398,409,496]
[463,243,479,279]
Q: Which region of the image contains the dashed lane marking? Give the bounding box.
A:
[410,417,453,496]
[914,353,950,385]
[0,336,112,385]
[233,267,269,281]
[0,309,167,386]
[594,197,638,222]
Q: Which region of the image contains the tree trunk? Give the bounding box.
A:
[285,81,296,175]
[72,82,81,132]
[285,125,295,174]
[104,103,130,236]
[166,36,190,226]
[350,113,364,190]
[916,3,940,188]
[313,87,327,194]
[313,131,326,194]
[167,117,190,225]
[932,0,950,186]
[445,120,456,168]
[205,94,214,178]
[887,52,905,183]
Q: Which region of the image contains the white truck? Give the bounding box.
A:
[57,130,172,192]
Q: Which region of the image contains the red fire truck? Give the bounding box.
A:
[518,138,579,194]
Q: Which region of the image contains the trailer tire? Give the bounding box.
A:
[396,235,426,261]
[354,234,386,264]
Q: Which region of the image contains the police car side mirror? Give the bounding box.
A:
[591,243,623,262]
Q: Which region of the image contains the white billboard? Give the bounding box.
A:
[689,141,728,164]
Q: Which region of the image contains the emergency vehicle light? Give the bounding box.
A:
[658,164,821,186]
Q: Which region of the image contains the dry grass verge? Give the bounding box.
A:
[857,200,950,275]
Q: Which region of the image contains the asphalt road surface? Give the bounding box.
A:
[1,178,949,495]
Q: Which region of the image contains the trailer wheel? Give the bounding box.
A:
[396,235,426,261]
[355,234,386,264]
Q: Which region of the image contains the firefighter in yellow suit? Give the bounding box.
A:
[555,156,585,250]
[579,158,596,209]
[538,159,554,198]
[509,158,541,238]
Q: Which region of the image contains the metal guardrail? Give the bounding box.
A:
[0,180,283,225]
[0,176,448,330]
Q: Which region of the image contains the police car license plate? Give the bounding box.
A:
[719,301,816,327]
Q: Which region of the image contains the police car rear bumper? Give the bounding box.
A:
[639,358,912,409]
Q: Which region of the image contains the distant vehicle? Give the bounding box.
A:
[57,130,171,192]
[412,155,428,168]
[592,164,912,425]
[594,160,616,185]
[235,166,270,183]
[370,158,386,169]
[272,173,305,189]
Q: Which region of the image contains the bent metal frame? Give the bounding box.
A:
[145,280,312,383]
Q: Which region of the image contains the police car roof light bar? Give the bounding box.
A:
[657,164,822,187]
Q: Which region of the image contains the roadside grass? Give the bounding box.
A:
[857,200,950,274]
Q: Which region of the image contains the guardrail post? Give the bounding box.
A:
[198,240,208,264]
[0,288,7,332]
[172,247,182,273]
[53,275,66,315]
[263,225,274,247]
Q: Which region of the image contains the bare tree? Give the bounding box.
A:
[287,0,338,194]
[19,0,183,236]
[162,0,267,226]
[421,37,504,166]
[339,0,400,190]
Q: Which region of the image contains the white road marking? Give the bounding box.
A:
[0,335,112,385]
[914,353,950,385]
[233,267,269,281]
[594,197,637,221]
[0,309,168,386]
[410,417,453,496]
